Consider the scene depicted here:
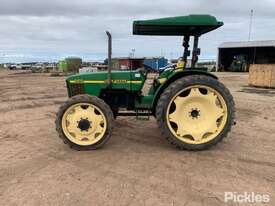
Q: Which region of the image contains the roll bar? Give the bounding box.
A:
[182,36,200,69]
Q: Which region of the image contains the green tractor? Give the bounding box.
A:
[56,15,235,151]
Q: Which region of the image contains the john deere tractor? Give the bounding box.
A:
[56,15,235,151]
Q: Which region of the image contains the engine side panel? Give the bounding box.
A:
[66,70,145,97]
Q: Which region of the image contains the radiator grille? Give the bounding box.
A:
[71,83,85,96]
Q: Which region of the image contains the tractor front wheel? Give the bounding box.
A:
[56,95,114,150]
[156,75,234,150]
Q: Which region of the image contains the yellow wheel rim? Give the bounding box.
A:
[166,85,228,145]
[61,103,107,146]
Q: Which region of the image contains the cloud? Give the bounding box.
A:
[0,0,275,18]
[0,0,275,62]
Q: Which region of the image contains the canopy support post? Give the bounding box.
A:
[191,36,200,68]
[182,36,190,69]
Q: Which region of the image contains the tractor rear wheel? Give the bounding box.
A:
[156,75,234,150]
[56,95,114,150]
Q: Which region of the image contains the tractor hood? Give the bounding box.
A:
[66,70,145,83]
[66,71,109,83]
[65,70,146,97]
[133,15,223,36]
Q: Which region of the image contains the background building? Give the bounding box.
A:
[111,57,145,70]
[217,40,275,72]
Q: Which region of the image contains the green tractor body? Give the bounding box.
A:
[66,68,217,112]
[56,15,235,151]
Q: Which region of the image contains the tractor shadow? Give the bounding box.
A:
[239,85,275,97]
[111,117,174,151]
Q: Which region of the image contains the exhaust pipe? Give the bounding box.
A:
[106,31,112,87]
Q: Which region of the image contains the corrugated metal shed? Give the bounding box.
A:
[217,40,275,72]
[219,40,275,49]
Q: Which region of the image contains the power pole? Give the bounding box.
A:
[248,9,254,41]
[131,49,135,58]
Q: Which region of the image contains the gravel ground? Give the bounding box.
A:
[0,70,274,206]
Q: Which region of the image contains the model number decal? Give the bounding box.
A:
[112,80,127,83]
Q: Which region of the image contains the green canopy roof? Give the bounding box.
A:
[133,15,223,36]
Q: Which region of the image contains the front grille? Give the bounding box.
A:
[71,83,85,96]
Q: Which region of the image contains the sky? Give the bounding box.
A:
[0,0,275,63]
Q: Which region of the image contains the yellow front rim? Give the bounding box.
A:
[166,85,228,145]
[61,103,107,146]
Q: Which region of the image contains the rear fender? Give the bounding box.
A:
[151,70,218,113]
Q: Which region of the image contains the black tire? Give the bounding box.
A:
[55,94,114,150]
[156,75,235,151]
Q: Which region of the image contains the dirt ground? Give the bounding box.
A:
[0,70,274,206]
